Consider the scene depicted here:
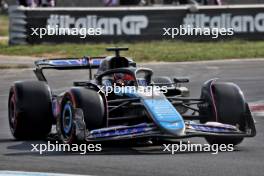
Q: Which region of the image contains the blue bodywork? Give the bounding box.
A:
[123,89,185,136]
[142,98,185,136]
[87,89,186,139]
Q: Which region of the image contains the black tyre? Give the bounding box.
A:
[199,80,246,145]
[59,88,105,144]
[8,81,53,139]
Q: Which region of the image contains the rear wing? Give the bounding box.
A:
[35,57,104,69]
[34,57,105,81]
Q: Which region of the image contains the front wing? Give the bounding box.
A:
[73,109,256,142]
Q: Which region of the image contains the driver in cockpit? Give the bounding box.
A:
[102,73,136,87]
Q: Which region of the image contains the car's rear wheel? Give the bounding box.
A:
[8,81,53,140]
[59,88,105,144]
[199,80,247,145]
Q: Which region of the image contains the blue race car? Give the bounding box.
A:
[8,48,256,145]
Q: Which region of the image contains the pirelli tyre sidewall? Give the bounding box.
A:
[58,88,105,144]
[199,80,246,145]
[8,81,53,140]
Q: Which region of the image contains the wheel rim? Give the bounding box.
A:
[9,93,17,133]
[62,102,73,136]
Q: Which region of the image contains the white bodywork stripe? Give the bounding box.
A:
[0,171,93,176]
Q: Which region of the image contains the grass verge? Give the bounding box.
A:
[0,14,8,36]
[0,40,264,62]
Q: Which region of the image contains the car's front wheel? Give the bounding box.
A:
[199,80,248,145]
[58,88,105,144]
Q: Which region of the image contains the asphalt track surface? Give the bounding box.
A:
[0,59,263,176]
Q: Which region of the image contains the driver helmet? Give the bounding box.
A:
[114,73,135,86]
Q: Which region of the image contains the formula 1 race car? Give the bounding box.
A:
[8,47,256,145]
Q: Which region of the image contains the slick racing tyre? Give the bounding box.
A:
[59,88,105,144]
[8,81,53,140]
[199,80,247,145]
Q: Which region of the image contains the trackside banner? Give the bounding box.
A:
[13,5,264,43]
